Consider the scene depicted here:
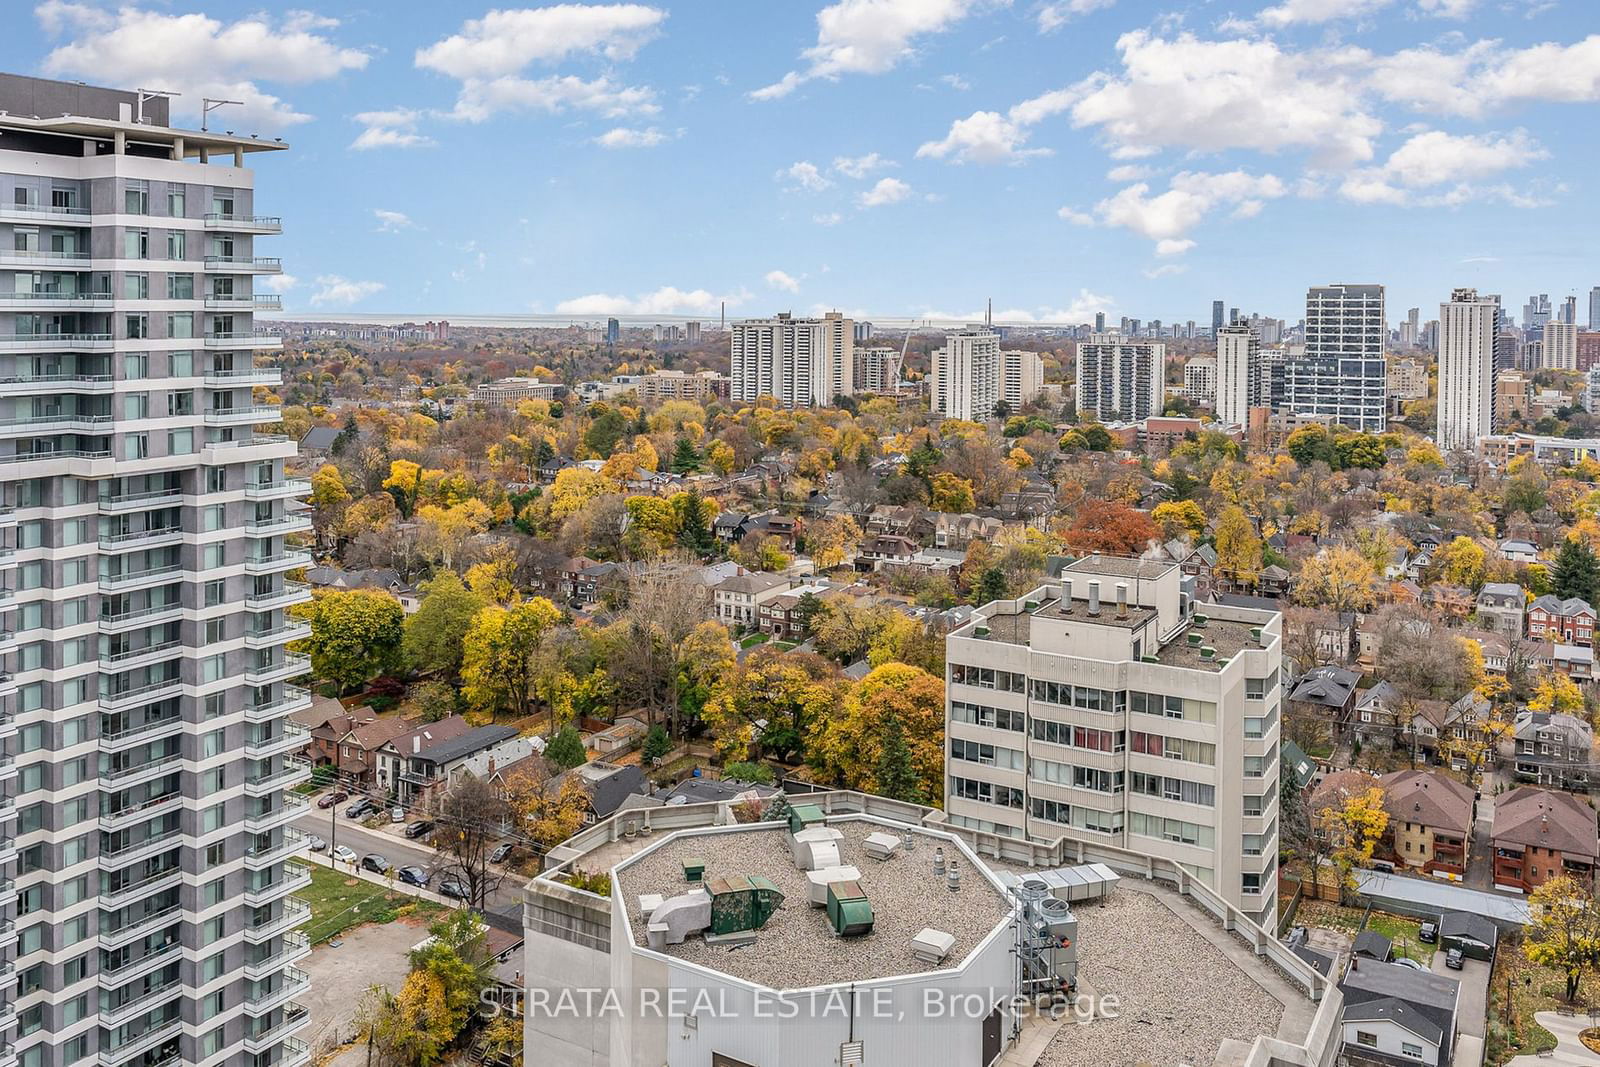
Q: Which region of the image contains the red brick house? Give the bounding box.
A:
[1492,786,1600,893]
[1528,595,1595,646]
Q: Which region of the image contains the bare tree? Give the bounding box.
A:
[606,559,712,734]
[430,776,511,911]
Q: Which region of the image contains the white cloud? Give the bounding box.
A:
[1057,207,1096,225]
[778,161,834,192]
[1038,0,1117,32]
[373,209,417,232]
[1247,0,1393,28]
[36,2,367,129]
[415,5,665,123]
[1143,263,1187,278]
[833,152,895,178]
[594,126,671,148]
[310,275,384,306]
[259,274,299,294]
[752,0,996,99]
[921,288,1116,324]
[1069,31,1381,168]
[813,211,845,226]
[858,177,914,207]
[554,285,748,316]
[1416,0,1476,14]
[940,73,971,90]
[1369,36,1600,118]
[1106,164,1152,181]
[765,269,801,293]
[415,4,666,78]
[351,108,435,150]
[1337,128,1549,205]
[917,86,1078,164]
[1089,170,1288,252]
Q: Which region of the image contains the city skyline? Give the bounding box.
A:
[0,2,1596,322]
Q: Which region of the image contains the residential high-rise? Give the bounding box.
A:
[1074,332,1165,422]
[729,311,853,408]
[0,75,312,1067]
[944,556,1283,922]
[928,327,1000,421]
[1093,311,1106,333]
[1182,355,1216,406]
[605,317,620,344]
[1589,286,1600,331]
[1211,300,1224,336]
[852,346,899,394]
[999,349,1045,412]
[1286,283,1387,434]
[1436,288,1499,452]
[852,320,873,342]
[1560,295,1577,326]
[1215,323,1260,428]
[1523,294,1551,334]
[1398,307,1419,348]
[1544,321,1578,371]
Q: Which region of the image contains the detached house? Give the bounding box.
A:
[1339,961,1461,1067]
[1474,583,1525,638]
[1506,710,1595,791]
[1527,595,1596,646]
[1492,785,1600,893]
[1288,665,1362,739]
[857,534,919,571]
[714,572,791,629]
[1379,770,1475,878]
[1498,538,1540,564]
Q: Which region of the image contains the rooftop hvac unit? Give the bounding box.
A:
[706,874,784,936]
[806,865,862,907]
[826,880,875,937]
[791,825,845,870]
[796,838,842,871]
[841,1041,865,1067]
[788,803,826,836]
[911,927,956,965]
[645,888,711,949]
[863,832,902,861]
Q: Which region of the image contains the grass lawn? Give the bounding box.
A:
[739,634,768,650]
[299,865,444,945]
[1485,939,1586,1065]
[1295,900,1432,962]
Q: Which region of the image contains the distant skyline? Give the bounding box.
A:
[3,0,1597,324]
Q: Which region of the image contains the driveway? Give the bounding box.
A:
[1432,951,1490,1039]
[299,918,433,1057]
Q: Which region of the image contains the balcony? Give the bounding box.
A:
[244,477,311,501]
[245,653,311,686]
[101,752,185,788]
[99,565,184,593]
[242,1005,310,1054]
[0,248,90,269]
[99,527,184,551]
[246,513,312,537]
[244,755,312,795]
[98,826,182,865]
[0,921,14,950]
[101,980,185,1025]
[245,581,311,610]
[244,897,311,943]
[0,449,114,480]
[243,966,311,1016]
[0,412,113,436]
[0,291,114,311]
[245,551,315,576]
[0,332,113,352]
[202,367,282,387]
[278,1037,312,1067]
[98,901,183,949]
[244,827,310,869]
[96,1015,183,1065]
[205,404,282,426]
[246,684,313,720]
[203,333,283,351]
[98,603,187,634]
[204,213,282,233]
[101,939,182,990]
[99,678,185,711]
[199,433,292,462]
[204,293,283,311]
[246,621,313,650]
[98,791,183,832]
[100,866,185,907]
[242,791,310,832]
[243,863,313,908]
[98,487,185,513]
[244,932,312,981]
[204,255,283,273]
[0,202,90,226]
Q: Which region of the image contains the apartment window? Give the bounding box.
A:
[205,578,226,606]
[203,877,226,906]
[207,467,227,492]
[201,1029,224,1059]
[1031,680,1122,713]
[1129,691,1217,724]
[1031,759,1122,793]
[122,272,149,299]
[203,504,225,531]
[204,545,224,571]
[950,775,1023,809]
[63,1036,88,1067]
[202,916,224,945]
[124,181,149,214]
[167,312,194,338]
[950,699,1025,732]
[202,802,225,831]
[205,693,226,719]
[62,598,87,625]
[1031,718,1124,752]
[1031,797,1122,833]
[168,429,194,455]
[167,272,195,299]
[1129,772,1215,806]
[123,352,148,379]
[1130,731,1216,766]
[125,434,149,461]
[1243,794,1268,817]
[166,230,186,259]
[1243,755,1268,778]
[124,228,150,258]
[167,188,186,216]
[1242,872,1265,894]
[1130,812,1215,849]
[950,738,1023,770]
[949,663,1026,692]
[125,313,149,339]
[123,392,148,420]
[1245,669,1279,700]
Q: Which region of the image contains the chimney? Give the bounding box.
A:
[1088,580,1101,616]
[1116,582,1129,619]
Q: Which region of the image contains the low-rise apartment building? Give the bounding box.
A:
[1492,785,1600,892]
[1379,770,1475,878]
[944,555,1283,921]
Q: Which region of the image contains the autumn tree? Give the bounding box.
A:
[416,499,492,570]
[1529,672,1585,717]
[702,649,843,763]
[460,597,563,718]
[808,663,944,802]
[309,463,351,546]
[1296,545,1378,613]
[403,571,487,678]
[1525,875,1600,1002]
[1061,498,1158,556]
[1151,499,1206,540]
[409,910,495,1039]
[602,562,714,734]
[1321,786,1389,892]
[506,770,591,852]
[931,472,977,513]
[1213,505,1263,589]
[430,776,511,911]
[806,516,863,570]
[1430,535,1488,590]
[295,589,405,694]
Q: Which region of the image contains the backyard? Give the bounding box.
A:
[1293,900,1432,963]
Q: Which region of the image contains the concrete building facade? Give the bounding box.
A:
[1215,324,1259,428]
[929,327,1000,422]
[730,311,853,409]
[1287,283,1387,434]
[0,74,314,1067]
[1543,321,1577,371]
[1436,288,1499,453]
[1074,333,1165,422]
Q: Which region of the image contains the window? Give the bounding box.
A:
[1129,691,1217,724]
[124,228,150,258]
[1242,872,1265,894]
[166,230,186,259]
[123,352,148,379]
[1128,772,1214,806]
[1031,759,1122,793]
[1031,797,1122,833]
[1130,812,1215,849]
[950,776,1023,809]
[125,313,149,339]
[168,272,195,299]
[168,429,194,455]
[950,699,1025,732]
[1130,731,1216,766]
[167,188,186,217]
[1400,1042,1424,1059]
[167,312,194,339]
[126,433,149,460]
[124,182,149,214]
[1244,794,1268,817]
[949,664,1026,692]
[1031,718,1124,752]
[950,738,1023,770]
[122,272,149,299]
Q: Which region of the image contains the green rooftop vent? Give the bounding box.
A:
[682,856,706,882]
[974,626,990,637]
[1187,633,1203,647]
[1193,614,1208,626]
[1250,627,1262,641]
[1200,647,1215,660]
[788,803,826,836]
[826,880,874,937]
[1025,600,1040,612]
[707,874,785,935]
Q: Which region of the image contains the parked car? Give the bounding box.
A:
[403,820,434,840]
[489,842,517,865]
[396,866,429,888]
[1392,958,1428,972]
[390,806,405,823]
[1445,948,1464,970]
[317,790,350,810]
[437,878,468,900]
[345,797,375,819]
[1418,921,1438,944]
[331,845,357,864]
[361,854,391,875]
[307,835,327,852]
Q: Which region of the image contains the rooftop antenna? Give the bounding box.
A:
[201,97,243,132]
[135,88,180,124]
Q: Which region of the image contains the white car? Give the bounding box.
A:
[331,845,357,864]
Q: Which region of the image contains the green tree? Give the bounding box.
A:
[976,566,1009,603]
[1552,538,1600,606]
[673,489,717,557]
[409,910,494,1037]
[642,724,671,764]
[874,714,925,804]
[722,760,776,784]
[545,724,587,769]
[296,589,404,694]
[460,598,563,718]
[582,406,629,456]
[403,571,487,678]
[400,679,458,723]
[669,437,701,474]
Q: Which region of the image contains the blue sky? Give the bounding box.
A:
[4,0,1598,326]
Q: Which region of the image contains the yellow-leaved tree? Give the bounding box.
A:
[1525,875,1600,1002]
[1321,786,1389,891]
[806,663,945,804]
[460,597,563,719]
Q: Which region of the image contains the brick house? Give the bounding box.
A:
[1527,595,1595,646]
[1492,785,1599,893]
[1505,710,1595,791]
[1379,770,1475,878]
